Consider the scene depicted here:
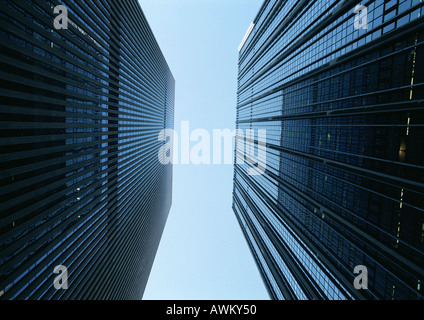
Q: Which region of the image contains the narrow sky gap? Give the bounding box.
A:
[139,0,270,300]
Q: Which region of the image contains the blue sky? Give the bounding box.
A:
[139,0,270,300]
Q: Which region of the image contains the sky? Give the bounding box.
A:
[139,0,270,300]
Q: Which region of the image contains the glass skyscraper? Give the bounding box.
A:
[233,0,423,300]
[0,0,174,299]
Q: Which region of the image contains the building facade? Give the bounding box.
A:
[0,0,174,299]
[233,0,424,299]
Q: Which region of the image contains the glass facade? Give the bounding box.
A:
[0,0,174,299]
[233,0,424,300]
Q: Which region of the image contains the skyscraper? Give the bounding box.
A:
[233,0,423,300]
[0,0,174,299]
